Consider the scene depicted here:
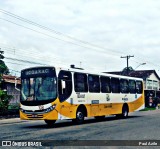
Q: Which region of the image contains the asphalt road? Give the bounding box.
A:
[1,110,160,148]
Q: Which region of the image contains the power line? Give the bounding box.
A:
[1,17,111,55]
[5,57,47,66]
[3,43,160,73]
[9,69,20,73]
[1,9,160,73]
[5,61,26,66]
[2,42,160,73]
[0,9,124,56]
[2,47,71,67]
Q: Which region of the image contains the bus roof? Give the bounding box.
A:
[57,67,143,81]
[21,66,143,81]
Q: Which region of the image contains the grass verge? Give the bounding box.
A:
[140,107,156,111]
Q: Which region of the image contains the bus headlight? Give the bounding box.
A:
[45,104,56,113]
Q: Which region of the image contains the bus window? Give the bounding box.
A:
[100,76,111,93]
[129,80,136,94]
[35,77,57,100]
[58,70,72,102]
[120,79,129,93]
[111,78,120,93]
[74,73,88,92]
[21,79,29,100]
[136,81,143,94]
[88,75,100,93]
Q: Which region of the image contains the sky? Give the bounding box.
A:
[0,0,160,76]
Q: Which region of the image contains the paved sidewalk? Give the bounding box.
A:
[0,118,28,124]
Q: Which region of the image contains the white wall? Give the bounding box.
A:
[145,73,159,90]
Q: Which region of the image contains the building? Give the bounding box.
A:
[1,75,21,105]
[106,70,160,107]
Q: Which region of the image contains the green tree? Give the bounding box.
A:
[0,90,12,115]
[0,50,9,76]
[0,50,11,115]
[121,66,134,76]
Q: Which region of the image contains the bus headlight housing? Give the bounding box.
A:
[45,104,56,113]
[20,104,57,114]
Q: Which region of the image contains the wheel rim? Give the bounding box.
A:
[123,108,128,117]
[77,111,84,121]
[124,110,128,117]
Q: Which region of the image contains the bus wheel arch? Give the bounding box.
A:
[72,104,87,124]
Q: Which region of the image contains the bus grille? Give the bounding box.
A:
[23,110,45,114]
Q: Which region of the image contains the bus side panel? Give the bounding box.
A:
[128,94,145,112]
[57,101,77,119]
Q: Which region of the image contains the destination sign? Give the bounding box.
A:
[25,69,50,76]
[21,67,55,78]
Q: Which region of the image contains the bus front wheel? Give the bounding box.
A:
[72,108,84,124]
[44,120,56,126]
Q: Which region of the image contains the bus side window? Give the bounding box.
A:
[88,75,100,93]
[100,76,111,93]
[58,70,72,102]
[129,80,136,94]
[120,79,129,93]
[111,78,120,93]
[136,81,143,94]
[74,73,88,92]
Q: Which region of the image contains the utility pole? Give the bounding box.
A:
[121,55,134,75]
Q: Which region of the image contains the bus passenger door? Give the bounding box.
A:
[58,70,72,119]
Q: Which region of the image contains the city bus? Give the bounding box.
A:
[20,66,145,126]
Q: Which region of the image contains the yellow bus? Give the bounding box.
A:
[20,66,145,126]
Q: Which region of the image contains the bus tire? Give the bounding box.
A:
[72,108,85,124]
[95,116,105,121]
[44,120,56,126]
[121,105,129,118]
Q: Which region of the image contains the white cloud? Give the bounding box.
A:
[1,0,160,75]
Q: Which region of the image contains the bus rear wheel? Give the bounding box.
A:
[121,105,129,118]
[72,108,84,124]
[116,105,129,119]
[44,120,56,126]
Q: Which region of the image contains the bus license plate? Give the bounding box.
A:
[32,114,38,118]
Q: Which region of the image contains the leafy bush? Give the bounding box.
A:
[0,90,13,115]
[8,103,20,115]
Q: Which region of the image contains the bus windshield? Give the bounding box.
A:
[21,77,57,101]
[21,67,57,105]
